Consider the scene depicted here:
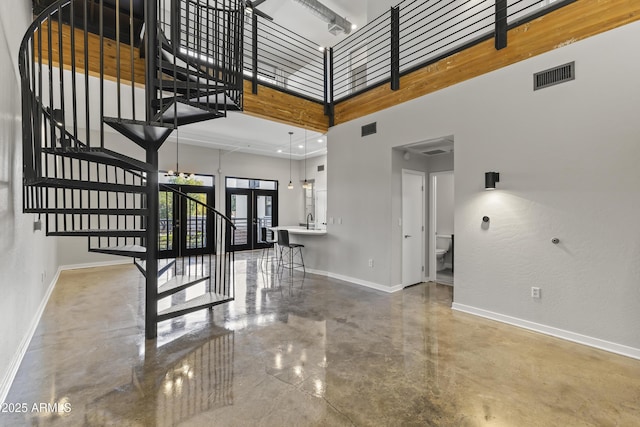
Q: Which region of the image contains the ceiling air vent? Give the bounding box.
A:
[534,61,575,91]
[423,149,447,156]
[361,122,377,137]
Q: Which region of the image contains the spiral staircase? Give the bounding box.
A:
[19,0,244,339]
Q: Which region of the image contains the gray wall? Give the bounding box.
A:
[326,21,640,354]
[0,0,60,401]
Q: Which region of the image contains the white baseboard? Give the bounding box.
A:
[452,303,640,360]
[59,259,132,271]
[1,258,135,404]
[0,267,61,404]
[305,268,403,293]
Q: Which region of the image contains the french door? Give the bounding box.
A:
[226,189,278,251]
[159,185,215,258]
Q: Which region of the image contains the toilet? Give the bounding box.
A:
[435,235,452,271]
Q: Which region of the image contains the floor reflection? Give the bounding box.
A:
[85,328,234,427]
[4,253,640,426]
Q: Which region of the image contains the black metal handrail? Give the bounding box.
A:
[332,10,392,101]
[19,0,149,183]
[160,183,236,227]
[156,184,236,316]
[157,0,244,121]
[246,0,573,110]
[243,10,325,102]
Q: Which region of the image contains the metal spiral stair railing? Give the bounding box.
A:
[19,0,243,339]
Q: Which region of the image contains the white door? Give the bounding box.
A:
[315,189,327,229]
[402,170,425,286]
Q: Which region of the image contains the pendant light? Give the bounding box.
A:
[165,129,194,179]
[302,129,310,190]
[287,131,294,189]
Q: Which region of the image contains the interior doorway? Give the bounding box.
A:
[429,171,454,285]
[402,170,425,287]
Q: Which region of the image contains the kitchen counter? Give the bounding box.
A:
[270,226,327,236]
[270,226,328,272]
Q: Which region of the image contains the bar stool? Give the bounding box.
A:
[259,227,277,266]
[277,229,305,277]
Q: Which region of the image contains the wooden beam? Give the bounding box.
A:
[243,80,329,133]
[32,0,638,131]
[334,0,640,125]
[34,20,146,86]
[33,21,329,132]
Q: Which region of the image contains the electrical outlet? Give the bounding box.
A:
[531,287,541,299]
[368,259,374,268]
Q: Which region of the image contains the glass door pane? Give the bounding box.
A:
[159,190,175,255]
[256,195,273,243]
[179,186,214,256]
[185,192,207,250]
[226,185,278,252]
[230,193,249,247]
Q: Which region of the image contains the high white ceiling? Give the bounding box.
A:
[177,111,328,159]
[173,0,369,159]
[255,0,368,47]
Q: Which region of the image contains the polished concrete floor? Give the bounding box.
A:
[3,252,640,426]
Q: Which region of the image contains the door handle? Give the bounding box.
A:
[404,234,411,238]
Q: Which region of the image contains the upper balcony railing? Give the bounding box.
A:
[243,10,326,102]
[29,0,573,120]
[246,0,573,108]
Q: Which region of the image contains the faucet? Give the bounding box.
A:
[306,213,314,230]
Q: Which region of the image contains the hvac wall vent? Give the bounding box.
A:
[361,122,377,137]
[534,61,575,90]
[317,165,325,172]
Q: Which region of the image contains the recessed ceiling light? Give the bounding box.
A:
[351,23,357,30]
[317,139,323,143]
[298,145,303,149]
[318,46,325,51]
[277,149,282,153]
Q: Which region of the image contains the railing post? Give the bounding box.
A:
[21,59,36,182]
[328,47,335,127]
[495,0,507,50]
[171,0,180,47]
[252,14,258,94]
[323,48,329,115]
[390,6,400,91]
[145,0,158,121]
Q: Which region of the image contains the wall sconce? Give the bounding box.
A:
[485,172,500,190]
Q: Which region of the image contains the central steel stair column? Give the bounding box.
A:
[145,148,159,340]
[145,0,160,340]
